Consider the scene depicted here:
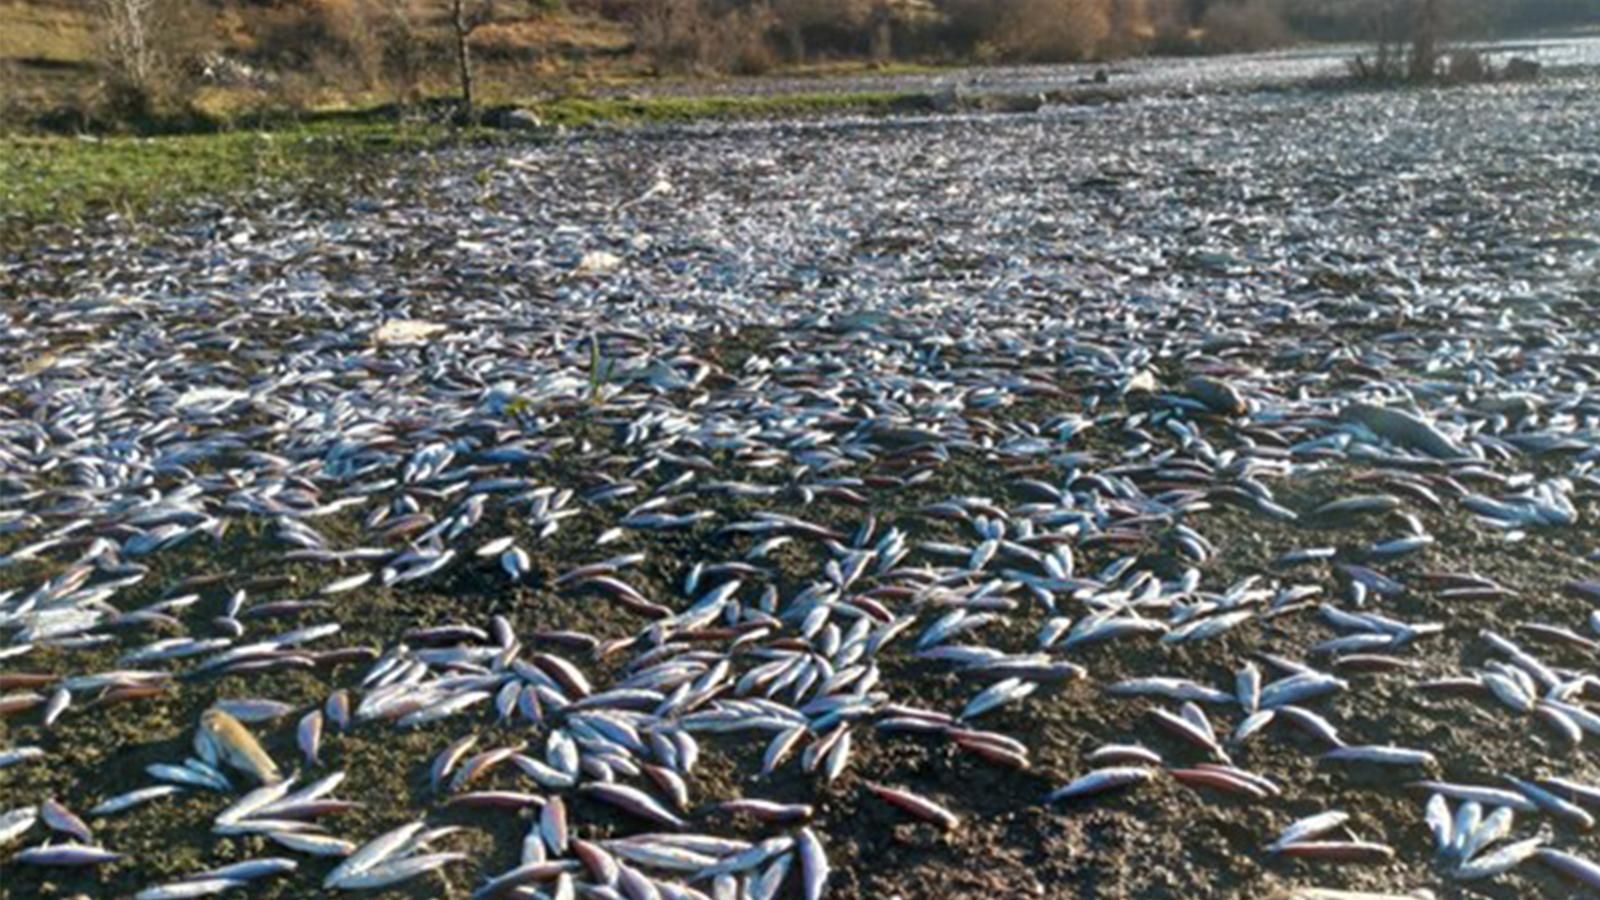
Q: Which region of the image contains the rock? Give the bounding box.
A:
[929,87,960,113]
[504,109,544,130]
[573,250,623,276]
[485,107,545,131]
[374,320,447,345]
[890,93,940,113]
[1183,376,1247,416]
[198,53,267,88]
[1121,370,1159,396]
[976,93,1045,114]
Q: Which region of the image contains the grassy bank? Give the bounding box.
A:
[0,125,417,233]
[0,90,913,237]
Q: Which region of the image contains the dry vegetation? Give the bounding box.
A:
[1198,0,1291,54]
[0,0,1592,131]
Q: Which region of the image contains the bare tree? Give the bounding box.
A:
[1409,0,1441,79]
[1342,0,1492,81]
[97,0,167,111]
[94,0,204,117]
[452,0,478,119]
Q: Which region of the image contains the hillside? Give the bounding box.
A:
[2,0,1597,129]
[0,0,640,119]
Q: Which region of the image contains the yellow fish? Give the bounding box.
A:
[195,708,282,785]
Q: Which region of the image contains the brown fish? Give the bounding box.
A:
[196,708,282,784]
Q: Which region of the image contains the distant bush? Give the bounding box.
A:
[248,0,391,88]
[634,0,777,74]
[241,0,437,107]
[1337,0,1514,84]
[1199,0,1292,54]
[935,0,1210,63]
[769,0,870,62]
[991,0,1112,62]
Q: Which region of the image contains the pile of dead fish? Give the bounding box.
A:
[4,49,1600,900]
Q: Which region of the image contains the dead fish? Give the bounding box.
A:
[1506,776,1594,829]
[1045,767,1155,803]
[1312,495,1402,520]
[1087,744,1164,766]
[581,783,686,829]
[1425,794,1453,854]
[0,806,38,848]
[1170,767,1270,799]
[1454,833,1543,880]
[1272,841,1396,863]
[1343,402,1468,460]
[960,676,1036,719]
[196,708,282,784]
[135,879,250,899]
[1321,745,1435,767]
[1236,663,1261,713]
[863,782,961,830]
[1538,847,1600,887]
[1150,707,1230,762]
[1267,811,1350,853]
[332,852,467,890]
[795,827,828,900]
[40,798,93,842]
[0,746,45,769]
[15,843,121,865]
[1109,677,1234,705]
[298,709,323,767]
[323,820,426,888]
[89,785,181,818]
[1409,781,1536,812]
[1454,806,1515,867]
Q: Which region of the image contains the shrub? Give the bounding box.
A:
[718,5,779,74]
[991,0,1112,62]
[248,0,391,88]
[1199,0,1292,55]
[1444,47,1487,82]
[93,0,212,123]
[769,0,870,61]
[1338,0,1501,84]
[634,0,777,75]
[241,0,437,106]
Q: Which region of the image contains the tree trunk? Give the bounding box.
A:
[1410,0,1440,81]
[784,24,805,64]
[869,5,892,63]
[452,0,475,120]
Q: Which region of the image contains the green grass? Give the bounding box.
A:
[0,123,447,234]
[0,89,921,235]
